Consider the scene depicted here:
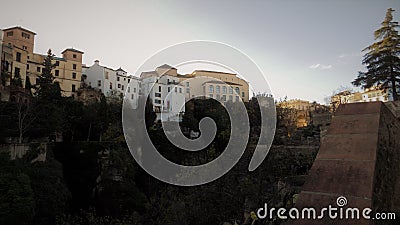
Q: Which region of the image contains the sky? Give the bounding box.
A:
[1,0,399,103]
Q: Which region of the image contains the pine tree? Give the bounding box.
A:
[34,49,61,101]
[352,8,400,100]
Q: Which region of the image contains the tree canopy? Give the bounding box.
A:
[352,8,400,100]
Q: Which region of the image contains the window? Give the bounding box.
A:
[117,77,120,81]
[134,88,136,93]
[105,71,109,79]
[118,84,121,88]
[236,96,239,102]
[73,54,77,58]
[229,87,233,94]
[122,85,124,90]
[216,85,220,93]
[15,67,20,77]
[179,88,182,93]
[242,92,245,97]
[110,82,113,89]
[128,87,130,93]
[27,64,29,70]
[131,94,134,100]
[186,88,190,94]
[72,72,76,79]
[22,46,27,50]
[216,94,220,100]
[98,80,101,87]
[168,87,171,92]
[155,93,161,97]
[55,70,59,76]
[155,99,161,104]
[72,84,76,92]
[209,94,213,98]
[175,87,177,92]
[186,82,189,87]
[7,31,13,36]
[229,95,233,101]
[22,32,30,39]
[222,95,226,101]
[222,86,227,94]
[209,85,214,93]
[55,61,59,66]
[16,52,21,62]
[73,64,77,70]
[159,86,161,92]
[235,87,240,94]
[128,79,130,83]
[124,78,126,81]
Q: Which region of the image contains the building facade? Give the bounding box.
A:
[179,70,249,103]
[140,65,185,122]
[83,60,140,108]
[330,86,390,110]
[1,26,84,98]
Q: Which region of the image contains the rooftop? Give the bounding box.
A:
[61,48,84,54]
[193,70,236,76]
[157,64,176,69]
[116,67,126,72]
[3,26,37,35]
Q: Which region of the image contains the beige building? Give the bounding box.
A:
[277,99,329,128]
[330,86,389,111]
[1,26,84,97]
[179,70,249,102]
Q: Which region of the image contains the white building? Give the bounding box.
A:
[83,60,140,107]
[361,87,389,102]
[140,64,185,122]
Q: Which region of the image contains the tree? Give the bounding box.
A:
[352,8,400,100]
[34,49,62,101]
[33,49,64,137]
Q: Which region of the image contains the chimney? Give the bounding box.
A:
[94,60,99,65]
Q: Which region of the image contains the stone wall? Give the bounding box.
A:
[285,102,400,225]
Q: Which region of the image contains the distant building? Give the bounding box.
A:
[140,64,185,122]
[1,26,84,98]
[330,86,390,110]
[277,99,329,128]
[83,60,140,108]
[361,86,389,102]
[179,70,249,103]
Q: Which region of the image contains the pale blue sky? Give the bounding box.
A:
[1,0,399,103]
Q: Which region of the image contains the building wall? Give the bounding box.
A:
[141,72,185,122]
[180,70,250,102]
[2,27,35,53]
[26,49,83,97]
[83,61,140,108]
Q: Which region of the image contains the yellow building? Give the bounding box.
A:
[1,26,84,97]
[277,99,313,128]
[1,27,32,89]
